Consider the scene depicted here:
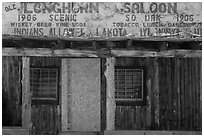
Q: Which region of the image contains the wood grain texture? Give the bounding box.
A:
[2,34,202,42]
[105,57,116,130]
[30,57,61,134]
[101,58,107,132]
[22,57,31,130]
[31,105,60,134]
[158,58,201,131]
[115,57,201,131]
[2,48,201,58]
[2,127,29,135]
[104,130,202,135]
[2,56,22,126]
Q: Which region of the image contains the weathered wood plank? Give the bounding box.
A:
[176,58,181,130]
[2,34,202,42]
[171,58,176,130]
[184,59,188,130]
[191,58,196,130]
[101,58,107,131]
[153,58,159,129]
[61,59,69,131]
[111,50,201,57]
[194,58,199,130]
[31,105,60,134]
[104,130,202,135]
[188,58,193,130]
[158,58,164,130]
[198,58,202,131]
[166,58,171,130]
[22,57,31,130]
[105,57,116,130]
[180,59,185,130]
[2,56,22,126]
[2,127,29,135]
[66,59,72,130]
[2,48,202,57]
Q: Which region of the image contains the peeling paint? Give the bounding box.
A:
[2,2,202,40]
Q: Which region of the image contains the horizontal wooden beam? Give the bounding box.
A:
[2,35,201,42]
[2,127,29,135]
[2,48,100,57]
[2,48,201,58]
[104,130,202,135]
[111,49,201,58]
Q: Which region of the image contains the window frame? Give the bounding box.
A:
[30,67,59,105]
[115,66,146,106]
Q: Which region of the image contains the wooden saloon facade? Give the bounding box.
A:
[2,2,202,135]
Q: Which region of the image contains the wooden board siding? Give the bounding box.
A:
[115,57,202,131]
[158,58,202,131]
[30,57,61,67]
[31,105,60,134]
[2,56,22,126]
[2,127,29,135]
[22,57,31,129]
[101,58,107,132]
[115,57,158,130]
[29,57,61,134]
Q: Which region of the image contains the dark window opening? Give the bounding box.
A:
[30,68,59,104]
[115,67,146,106]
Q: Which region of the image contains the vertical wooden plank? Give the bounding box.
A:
[176,58,181,130]
[158,58,164,130]
[154,57,159,129]
[181,58,185,130]
[61,59,68,131]
[198,58,202,131]
[105,57,116,130]
[172,58,178,130]
[67,59,72,130]
[146,78,152,129]
[167,58,171,130]
[164,58,168,130]
[150,58,155,129]
[184,58,188,130]
[194,58,199,131]
[191,58,195,131]
[22,57,31,131]
[170,58,175,130]
[180,58,184,130]
[101,58,107,132]
[199,58,202,131]
[140,107,146,130]
[136,106,140,130]
[188,58,193,130]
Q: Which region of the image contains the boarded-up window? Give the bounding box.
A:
[115,67,145,105]
[30,68,58,104]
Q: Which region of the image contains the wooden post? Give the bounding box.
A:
[105,57,116,130]
[22,57,31,131]
[61,59,69,131]
[154,57,159,128]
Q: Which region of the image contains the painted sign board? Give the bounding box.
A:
[2,2,202,40]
